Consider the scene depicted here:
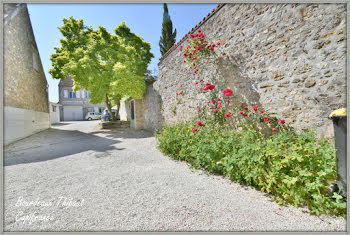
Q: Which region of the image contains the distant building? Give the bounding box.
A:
[49,102,61,124]
[58,77,106,121]
[4,3,50,145]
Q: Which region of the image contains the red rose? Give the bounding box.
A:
[240,111,243,114]
[214,109,218,112]
[183,60,186,63]
[216,41,221,46]
[264,117,269,122]
[244,113,248,117]
[272,128,276,132]
[184,53,188,57]
[280,119,286,124]
[222,52,226,56]
[179,45,183,52]
[199,79,203,82]
[244,107,248,110]
[260,110,264,114]
[217,103,222,108]
[240,102,245,107]
[212,100,216,104]
[192,128,198,133]
[222,88,233,97]
[217,97,221,101]
[225,112,231,118]
[226,100,230,105]
[252,105,258,111]
[205,83,215,90]
[196,121,203,127]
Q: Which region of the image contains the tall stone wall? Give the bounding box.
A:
[156,3,346,136]
[4,3,49,113]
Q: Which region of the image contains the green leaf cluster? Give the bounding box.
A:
[156,121,346,217]
[50,16,153,106]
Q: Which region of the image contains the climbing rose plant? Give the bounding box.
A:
[156,30,346,217]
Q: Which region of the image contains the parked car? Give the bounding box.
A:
[85,112,101,121]
[101,108,120,121]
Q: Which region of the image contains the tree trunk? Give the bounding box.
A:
[115,99,121,121]
[105,93,116,121]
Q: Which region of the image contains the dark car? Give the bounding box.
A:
[101,109,120,121]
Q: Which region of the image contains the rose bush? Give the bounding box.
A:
[156,30,346,217]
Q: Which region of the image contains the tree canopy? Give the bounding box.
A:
[50,16,154,120]
[159,3,177,55]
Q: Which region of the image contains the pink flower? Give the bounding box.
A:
[179,45,183,52]
[252,105,258,111]
[222,52,226,56]
[186,39,189,42]
[200,88,203,91]
[272,128,277,132]
[184,53,188,57]
[217,103,222,108]
[197,121,203,127]
[260,110,264,114]
[192,128,198,133]
[214,109,218,112]
[222,88,233,97]
[203,105,207,108]
[188,105,192,108]
[211,104,214,108]
[264,117,269,122]
[205,83,216,90]
[199,79,203,82]
[197,107,200,112]
[226,100,230,105]
[183,60,186,63]
[240,102,245,107]
[212,100,216,104]
[216,41,221,46]
[180,84,183,87]
[240,111,244,115]
[280,119,286,124]
[217,97,221,101]
[225,112,231,118]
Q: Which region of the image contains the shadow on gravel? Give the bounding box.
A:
[90,128,154,139]
[4,129,122,166]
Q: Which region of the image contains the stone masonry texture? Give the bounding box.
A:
[4,4,49,113]
[155,3,347,136]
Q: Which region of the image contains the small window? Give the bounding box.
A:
[69,91,76,98]
[131,101,135,120]
[52,105,56,112]
[85,91,90,98]
[76,90,81,98]
[63,90,68,98]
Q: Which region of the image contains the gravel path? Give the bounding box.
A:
[4,121,346,231]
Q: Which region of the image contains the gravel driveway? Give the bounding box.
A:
[4,121,346,231]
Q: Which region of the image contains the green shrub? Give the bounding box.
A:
[156,121,346,217]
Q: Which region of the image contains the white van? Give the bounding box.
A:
[85,112,101,120]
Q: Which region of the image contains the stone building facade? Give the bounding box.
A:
[4,3,50,145]
[151,3,346,136]
[58,77,106,121]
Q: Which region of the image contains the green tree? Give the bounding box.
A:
[159,3,177,55]
[50,17,153,120]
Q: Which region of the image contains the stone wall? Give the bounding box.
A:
[143,84,164,131]
[4,3,49,113]
[156,3,346,136]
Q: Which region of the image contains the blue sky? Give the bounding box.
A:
[27,3,218,102]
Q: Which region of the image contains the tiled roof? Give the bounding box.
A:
[158,3,225,63]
